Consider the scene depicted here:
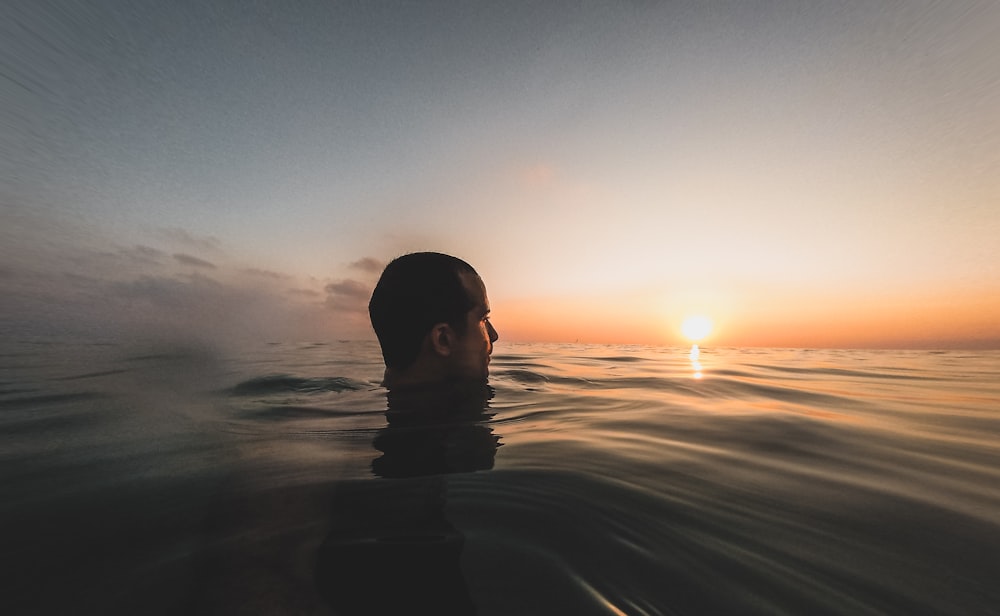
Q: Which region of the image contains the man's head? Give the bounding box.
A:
[368,252,498,388]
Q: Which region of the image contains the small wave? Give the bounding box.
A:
[492,408,560,425]
[242,405,373,421]
[56,369,129,381]
[490,359,552,371]
[0,386,41,396]
[2,409,106,435]
[747,363,927,381]
[491,353,543,362]
[0,391,105,410]
[699,377,867,409]
[125,352,202,362]
[501,369,550,385]
[227,374,367,396]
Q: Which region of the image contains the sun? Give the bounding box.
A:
[681,315,714,342]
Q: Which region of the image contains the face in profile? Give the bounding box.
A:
[451,271,499,381]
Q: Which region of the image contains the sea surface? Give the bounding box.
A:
[2,339,999,615]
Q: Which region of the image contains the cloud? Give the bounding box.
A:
[349,257,383,273]
[94,272,364,342]
[4,262,374,345]
[325,279,369,298]
[74,244,166,274]
[324,278,371,313]
[120,244,166,265]
[173,253,217,269]
[155,227,222,252]
[242,267,290,280]
[0,218,375,345]
[111,273,223,308]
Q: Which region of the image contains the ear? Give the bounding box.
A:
[427,323,455,357]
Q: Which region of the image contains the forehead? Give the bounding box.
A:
[459,271,489,309]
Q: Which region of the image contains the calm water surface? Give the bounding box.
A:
[2,340,999,614]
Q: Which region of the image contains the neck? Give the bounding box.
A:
[381,362,446,390]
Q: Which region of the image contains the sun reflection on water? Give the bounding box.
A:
[689,344,703,379]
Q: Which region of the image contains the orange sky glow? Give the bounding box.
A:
[4,3,999,350]
[493,285,1000,349]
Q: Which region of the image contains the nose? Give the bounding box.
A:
[487,319,499,343]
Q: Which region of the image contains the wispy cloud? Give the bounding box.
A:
[242,267,290,280]
[325,279,369,298]
[118,244,166,265]
[349,257,383,273]
[324,279,371,313]
[129,244,166,262]
[173,253,217,269]
[1,269,367,344]
[155,227,222,252]
[1,222,386,345]
[111,273,223,307]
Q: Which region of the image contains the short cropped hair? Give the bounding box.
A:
[368,252,478,370]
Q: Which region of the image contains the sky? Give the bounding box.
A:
[3,0,999,349]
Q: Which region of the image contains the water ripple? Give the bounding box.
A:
[227,374,368,396]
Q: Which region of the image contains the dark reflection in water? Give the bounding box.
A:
[316,383,500,615]
[3,341,1000,614]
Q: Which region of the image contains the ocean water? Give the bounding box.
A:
[2,339,999,615]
